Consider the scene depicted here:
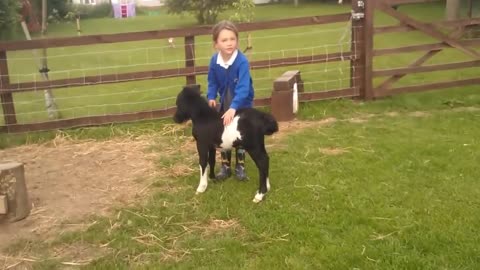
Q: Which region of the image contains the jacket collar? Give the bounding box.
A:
[216,49,238,69]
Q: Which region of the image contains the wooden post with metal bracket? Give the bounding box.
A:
[271,70,304,121]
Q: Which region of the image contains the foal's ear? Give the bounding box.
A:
[184,84,201,95]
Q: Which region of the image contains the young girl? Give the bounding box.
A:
[207,20,254,181]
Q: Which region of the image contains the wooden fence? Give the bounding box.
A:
[0,0,479,133]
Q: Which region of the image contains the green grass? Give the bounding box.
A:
[4,94,480,269]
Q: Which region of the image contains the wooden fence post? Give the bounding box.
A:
[351,0,374,100]
[184,36,196,86]
[271,70,303,121]
[0,50,17,126]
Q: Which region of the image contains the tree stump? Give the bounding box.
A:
[0,162,31,223]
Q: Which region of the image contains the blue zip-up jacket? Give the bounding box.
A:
[207,51,254,110]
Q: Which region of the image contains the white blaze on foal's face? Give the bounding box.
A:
[220,116,242,149]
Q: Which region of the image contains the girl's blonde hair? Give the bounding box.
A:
[212,20,239,42]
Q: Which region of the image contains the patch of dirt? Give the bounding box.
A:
[194,219,243,237]
[1,242,110,269]
[128,218,244,266]
[51,243,110,266]
[0,131,196,252]
[451,106,480,112]
[348,118,368,123]
[270,118,336,142]
[409,111,430,117]
[318,147,349,155]
[348,113,375,123]
[386,112,400,117]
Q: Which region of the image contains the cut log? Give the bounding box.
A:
[0,162,31,222]
[0,195,7,214]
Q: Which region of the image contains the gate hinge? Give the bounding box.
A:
[351,11,365,20]
[352,0,365,20]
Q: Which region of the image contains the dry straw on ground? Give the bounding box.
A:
[0,126,198,252]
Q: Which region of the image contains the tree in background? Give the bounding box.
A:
[229,0,255,53]
[165,0,236,24]
[0,0,21,40]
[31,0,70,23]
[229,0,255,24]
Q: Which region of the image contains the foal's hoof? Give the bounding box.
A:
[252,192,266,203]
[196,185,207,194]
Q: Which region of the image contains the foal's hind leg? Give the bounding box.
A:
[248,146,271,203]
[196,142,209,194]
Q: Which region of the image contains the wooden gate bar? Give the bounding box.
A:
[375,18,480,34]
[374,39,480,56]
[375,29,465,92]
[377,2,480,60]
[373,60,480,77]
[376,77,480,97]
[386,0,440,5]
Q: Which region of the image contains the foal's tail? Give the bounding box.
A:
[261,112,279,135]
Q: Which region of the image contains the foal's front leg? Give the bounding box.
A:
[196,142,209,194]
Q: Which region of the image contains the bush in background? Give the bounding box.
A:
[0,0,22,40]
[67,3,112,19]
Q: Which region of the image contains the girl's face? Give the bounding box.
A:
[214,29,238,58]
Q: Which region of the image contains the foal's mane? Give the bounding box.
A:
[183,86,219,119]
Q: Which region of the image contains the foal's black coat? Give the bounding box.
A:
[173,85,278,202]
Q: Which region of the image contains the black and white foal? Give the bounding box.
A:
[173,85,278,203]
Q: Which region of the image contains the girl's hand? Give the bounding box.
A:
[222,108,236,126]
[208,100,216,108]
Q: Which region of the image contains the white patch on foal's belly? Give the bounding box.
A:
[220,116,242,149]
